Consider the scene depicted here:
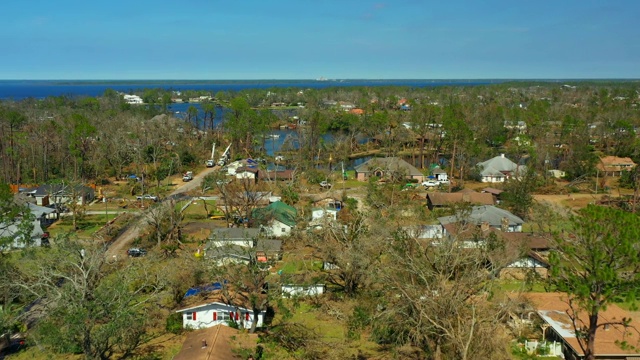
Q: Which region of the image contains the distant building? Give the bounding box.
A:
[476,154,527,183]
[426,191,494,210]
[597,156,636,177]
[123,94,143,104]
[355,157,425,182]
[251,201,297,238]
[438,205,524,234]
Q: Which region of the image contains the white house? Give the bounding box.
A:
[208,228,259,248]
[235,167,258,181]
[281,284,326,298]
[477,154,527,183]
[251,201,297,238]
[123,94,143,104]
[431,167,448,182]
[176,301,265,330]
[311,208,338,221]
[0,218,47,250]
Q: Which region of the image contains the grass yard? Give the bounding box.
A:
[277,260,323,274]
[179,199,218,220]
[48,214,119,239]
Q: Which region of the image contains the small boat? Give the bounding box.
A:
[267,134,280,139]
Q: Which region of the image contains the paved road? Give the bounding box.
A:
[106,166,220,257]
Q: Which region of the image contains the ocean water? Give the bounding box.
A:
[0,79,497,100]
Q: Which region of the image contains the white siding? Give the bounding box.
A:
[281,284,325,298]
[481,175,506,183]
[178,302,265,330]
[264,220,292,238]
[312,209,338,221]
[235,171,256,180]
[210,240,254,248]
[507,257,547,268]
[403,225,443,239]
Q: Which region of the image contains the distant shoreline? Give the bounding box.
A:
[0,78,639,86]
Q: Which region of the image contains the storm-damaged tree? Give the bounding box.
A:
[213,250,273,334]
[309,210,385,297]
[0,183,35,251]
[213,173,268,228]
[0,182,35,340]
[372,228,514,360]
[145,198,184,250]
[18,238,162,360]
[549,205,640,360]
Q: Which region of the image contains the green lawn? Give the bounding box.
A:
[278,260,323,274]
[179,199,218,220]
[48,214,119,239]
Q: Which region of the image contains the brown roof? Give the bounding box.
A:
[427,192,494,206]
[482,187,504,195]
[519,292,640,357]
[500,232,550,250]
[237,167,259,174]
[173,325,258,360]
[597,156,636,172]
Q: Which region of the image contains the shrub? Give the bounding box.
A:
[166,313,183,334]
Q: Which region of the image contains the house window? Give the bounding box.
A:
[186,312,196,320]
[281,228,286,233]
[217,312,231,321]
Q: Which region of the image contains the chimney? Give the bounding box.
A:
[604,324,610,331]
[500,153,505,158]
[501,217,509,232]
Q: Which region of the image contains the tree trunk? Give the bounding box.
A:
[585,314,598,360]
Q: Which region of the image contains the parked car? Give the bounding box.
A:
[136,194,158,201]
[438,179,450,185]
[320,181,332,189]
[182,171,194,182]
[206,159,215,167]
[127,248,147,257]
[422,180,439,187]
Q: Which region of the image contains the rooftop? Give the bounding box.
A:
[519,292,640,357]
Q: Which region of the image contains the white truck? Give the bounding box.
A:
[182,171,194,182]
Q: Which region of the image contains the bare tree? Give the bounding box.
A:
[18,237,162,359]
[372,230,513,360]
[309,210,385,297]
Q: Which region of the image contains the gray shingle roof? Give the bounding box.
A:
[208,228,260,241]
[354,157,423,177]
[438,205,524,227]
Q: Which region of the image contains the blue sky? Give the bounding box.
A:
[0,0,638,79]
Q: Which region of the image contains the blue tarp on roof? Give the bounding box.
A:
[184,281,226,298]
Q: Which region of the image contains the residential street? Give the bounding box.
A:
[106,166,220,258]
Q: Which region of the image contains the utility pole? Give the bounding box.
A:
[448,139,456,193]
[104,196,108,225]
[140,172,145,209]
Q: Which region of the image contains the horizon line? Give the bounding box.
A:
[1,78,640,82]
